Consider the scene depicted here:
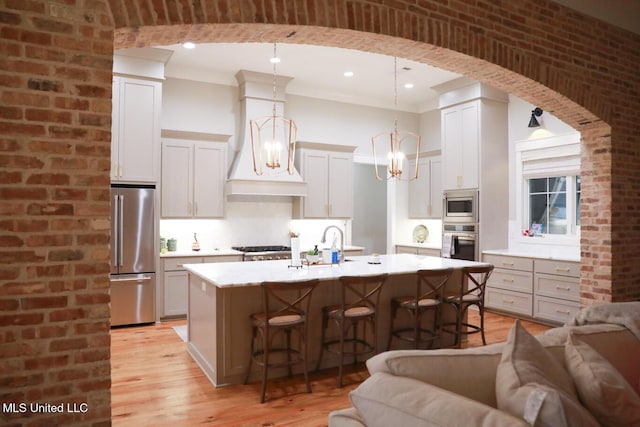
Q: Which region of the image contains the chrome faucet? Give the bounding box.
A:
[321,225,344,263]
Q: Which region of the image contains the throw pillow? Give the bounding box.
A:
[565,332,640,427]
[495,320,599,427]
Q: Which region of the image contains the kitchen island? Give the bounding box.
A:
[184,253,490,387]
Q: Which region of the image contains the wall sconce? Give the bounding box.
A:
[528,107,543,128]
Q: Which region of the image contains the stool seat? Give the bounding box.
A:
[316,274,388,387]
[441,264,493,348]
[388,268,453,351]
[244,279,319,403]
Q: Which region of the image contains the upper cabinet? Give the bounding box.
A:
[293,142,357,219]
[441,101,479,190]
[161,131,229,218]
[111,76,162,183]
[408,152,442,219]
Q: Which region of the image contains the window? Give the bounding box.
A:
[515,132,582,242]
[527,175,580,235]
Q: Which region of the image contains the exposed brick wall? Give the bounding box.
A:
[0,0,113,426]
[1,0,639,425]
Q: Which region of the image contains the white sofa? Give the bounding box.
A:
[329,303,640,427]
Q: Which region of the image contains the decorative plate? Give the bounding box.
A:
[412,224,428,243]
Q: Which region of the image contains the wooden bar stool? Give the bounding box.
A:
[244,278,319,403]
[388,267,453,350]
[316,273,388,387]
[442,264,494,348]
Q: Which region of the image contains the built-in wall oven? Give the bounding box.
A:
[442,223,478,261]
[443,189,478,223]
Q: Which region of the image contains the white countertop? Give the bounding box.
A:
[184,253,489,288]
[160,248,243,258]
[483,248,580,262]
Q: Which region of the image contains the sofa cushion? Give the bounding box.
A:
[328,407,365,427]
[496,320,599,427]
[537,323,640,394]
[349,372,529,427]
[366,343,506,407]
[565,332,640,427]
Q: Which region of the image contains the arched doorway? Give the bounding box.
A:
[113,22,613,305]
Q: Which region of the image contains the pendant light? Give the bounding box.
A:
[371,57,421,181]
[250,42,297,175]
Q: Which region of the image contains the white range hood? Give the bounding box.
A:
[226,70,307,197]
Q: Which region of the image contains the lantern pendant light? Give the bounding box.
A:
[371,56,421,181]
[249,42,297,176]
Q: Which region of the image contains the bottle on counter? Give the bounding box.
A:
[331,239,338,264]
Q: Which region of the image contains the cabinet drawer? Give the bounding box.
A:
[534,273,580,302]
[534,259,579,277]
[485,287,532,316]
[163,257,203,271]
[534,295,580,324]
[488,269,532,293]
[483,254,533,272]
[395,246,418,254]
[417,248,440,257]
[202,255,243,263]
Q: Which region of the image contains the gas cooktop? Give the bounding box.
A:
[231,245,291,253]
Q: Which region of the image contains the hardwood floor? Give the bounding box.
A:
[111,311,551,426]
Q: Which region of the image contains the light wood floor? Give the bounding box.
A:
[111,311,551,426]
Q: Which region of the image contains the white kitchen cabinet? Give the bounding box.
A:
[483,252,581,325]
[408,153,442,219]
[293,142,356,219]
[111,76,161,183]
[161,137,226,218]
[161,254,242,318]
[395,245,441,257]
[441,101,479,190]
[483,253,534,317]
[533,259,580,324]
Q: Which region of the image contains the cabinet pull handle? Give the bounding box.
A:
[177,264,183,267]
[502,298,514,304]
[194,202,198,215]
[555,285,572,291]
[188,202,192,215]
[555,267,571,272]
[502,262,514,267]
[427,204,432,216]
[555,309,571,315]
[502,277,515,283]
[119,164,123,178]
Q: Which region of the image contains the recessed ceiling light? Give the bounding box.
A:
[270,56,281,64]
[404,83,414,89]
[343,71,354,77]
[183,42,195,49]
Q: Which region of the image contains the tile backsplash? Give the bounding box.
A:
[160,197,348,252]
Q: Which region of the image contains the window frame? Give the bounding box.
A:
[515,132,581,244]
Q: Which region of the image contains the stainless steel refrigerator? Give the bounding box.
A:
[110,185,156,326]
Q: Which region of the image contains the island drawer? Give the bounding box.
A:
[534,295,580,324]
[485,287,532,316]
[534,273,580,302]
[483,254,533,272]
[534,259,579,277]
[487,269,532,293]
[163,257,203,271]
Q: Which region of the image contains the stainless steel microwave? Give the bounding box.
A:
[443,190,478,223]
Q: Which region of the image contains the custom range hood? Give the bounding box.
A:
[226,70,307,197]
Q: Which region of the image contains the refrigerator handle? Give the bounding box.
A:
[119,194,124,268]
[113,194,119,268]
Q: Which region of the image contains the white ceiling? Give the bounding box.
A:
[117,1,638,113]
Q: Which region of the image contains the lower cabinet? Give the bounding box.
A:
[395,245,441,257]
[161,255,242,318]
[483,253,580,325]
